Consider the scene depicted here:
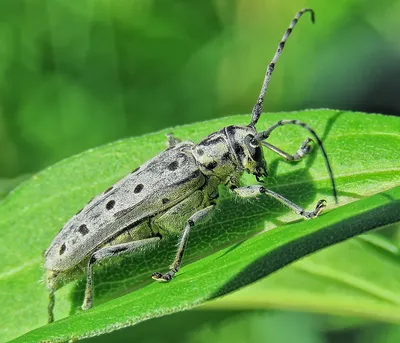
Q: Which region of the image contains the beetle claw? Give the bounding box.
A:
[152,271,174,282]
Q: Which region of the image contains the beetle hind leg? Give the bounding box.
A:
[47,290,55,323]
[45,269,60,323]
[82,237,160,311]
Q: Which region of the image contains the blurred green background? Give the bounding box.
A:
[1,0,399,342]
[1,0,400,179]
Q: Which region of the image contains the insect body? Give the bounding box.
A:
[45,8,337,323]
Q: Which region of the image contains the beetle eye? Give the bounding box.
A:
[245,134,258,148]
[249,139,258,149]
[252,146,262,161]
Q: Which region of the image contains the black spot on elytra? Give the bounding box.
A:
[78,224,89,236]
[104,186,113,194]
[162,198,169,204]
[106,200,116,210]
[59,243,66,255]
[167,161,179,171]
[197,148,204,156]
[134,184,144,193]
[206,161,217,170]
[131,167,140,174]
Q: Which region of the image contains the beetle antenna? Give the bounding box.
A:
[249,8,315,127]
[256,119,338,203]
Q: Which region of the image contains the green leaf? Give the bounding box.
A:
[0,175,30,200]
[9,186,400,343]
[1,110,399,342]
[356,323,400,343]
[173,311,326,343]
[78,309,327,343]
[204,231,400,322]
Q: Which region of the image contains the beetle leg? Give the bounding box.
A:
[47,290,55,323]
[166,133,182,148]
[152,205,214,282]
[82,237,160,311]
[233,185,326,219]
[262,137,313,161]
[46,269,61,323]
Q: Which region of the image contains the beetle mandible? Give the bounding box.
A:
[44,8,338,323]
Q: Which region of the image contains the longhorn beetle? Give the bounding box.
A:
[45,8,338,323]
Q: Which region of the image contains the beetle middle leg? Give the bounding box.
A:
[233,185,326,219]
[152,205,214,282]
[82,237,160,310]
[262,137,313,162]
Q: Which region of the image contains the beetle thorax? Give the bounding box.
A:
[192,125,268,183]
[192,131,240,182]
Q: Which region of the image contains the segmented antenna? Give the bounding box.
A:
[255,119,338,203]
[249,9,315,127]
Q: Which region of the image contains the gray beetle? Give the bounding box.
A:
[44,8,337,323]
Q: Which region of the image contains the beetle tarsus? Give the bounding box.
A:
[152,270,175,282]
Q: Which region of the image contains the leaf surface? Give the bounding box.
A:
[1,110,399,342]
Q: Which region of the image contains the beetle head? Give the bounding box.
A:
[226,125,268,181]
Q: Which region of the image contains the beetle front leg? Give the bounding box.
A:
[262,137,313,162]
[82,237,160,311]
[233,185,326,219]
[152,205,214,282]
